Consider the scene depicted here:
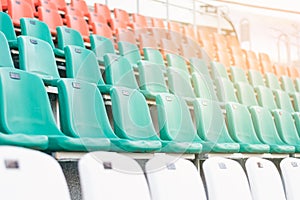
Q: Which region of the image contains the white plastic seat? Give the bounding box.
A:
[0,146,71,200]
[78,151,151,200]
[145,154,207,200]
[246,157,286,200]
[203,157,252,200]
[280,157,300,200]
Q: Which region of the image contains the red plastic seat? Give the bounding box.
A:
[160,38,179,59]
[88,12,106,25]
[132,13,147,27]
[1,0,7,10]
[8,0,34,27]
[110,18,127,33]
[168,21,181,33]
[0,0,2,11]
[39,0,57,10]
[139,33,157,53]
[92,22,113,39]
[65,6,84,18]
[71,0,89,17]
[65,15,90,42]
[94,3,111,24]
[114,8,130,25]
[49,0,66,11]
[38,7,63,35]
[151,17,165,28]
[116,28,136,44]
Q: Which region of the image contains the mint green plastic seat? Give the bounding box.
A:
[295,78,300,92]
[0,12,17,48]
[90,34,115,65]
[265,72,282,90]
[274,90,295,113]
[293,112,300,136]
[64,45,109,93]
[250,106,295,153]
[0,68,101,151]
[110,87,162,152]
[167,67,196,102]
[292,93,300,112]
[248,69,265,87]
[211,61,229,80]
[137,60,168,99]
[225,103,270,153]
[143,48,165,66]
[255,86,277,110]
[280,75,296,94]
[118,41,141,68]
[215,77,238,103]
[58,79,150,152]
[104,54,139,89]
[230,66,248,83]
[0,32,14,68]
[166,53,189,74]
[156,93,203,153]
[192,72,218,101]
[18,36,60,86]
[274,109,300,152]
[56,26,85,57]
[235,82,258,106]
[190,58,210,77]
[193,99,240,153]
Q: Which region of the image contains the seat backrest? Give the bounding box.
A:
[156,93,201,142]
[192,72,217,100]
[71,0,89,16]
[118,41,141,66]
[230,66,248,83]
[56,26,85,50]
[51,0,67,11]
[281,75,296,93]
[245,157,286,200]
[88,12,106,25]
[160,38,179,57]
[166,53,189,74]
[37,7,63,34]
[90,34,115,64]
[104,54,138,89]
[265,72,282,90]
[0,31,14,68]
[20,18,55,48]
[193,98,235,143]
[138,60,168,93]
[248,69,265,87]
[0,12,17,44]
[143,48,165,65]
[92,22,113,39]
[167,67,196,99]
[255,86,277,110]
[0,146,71,200]
[151,17,165,28]
[116,28,136,44]
[114,8,130,24]
[7,0,34,26]
[94,3,111,22]
[145,154,207,200]
[110,87,160,141]
[203,157,252,200]
[139,34,158,50]
[280,157,300,200]
[65,15,90,39]
[235,82,258,106]
[0,68,62,135]
[211,61,229,80]
[79,151,151,200]
[274,90,295,113]
[215,77,238,103]
[64,45,104,85]
[189,58,210,76]
[18,36,60,82]
[132,13,147,27]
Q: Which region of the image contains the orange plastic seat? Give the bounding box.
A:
[259,52,273,74]
[116,28,136,44]
[38,7,63,35]
[0,0,2,11]
[88,12,106,26]
[114,8,130,25]
[246,50,260,71]
[151,17,165,28]
[71,0,89,17]
[94,3,111,24]
[230,46,247,70]
[160,38,179,59]
[226,35,240,47]
[217,50,231,69]
[110,18,127,33]
[8,0,34,26]
[65,6,84,18]
[139,34,157,52]
[39,0,57,10]
[213,33,228,51]
[180,43,198,58]
[168,21,181,33]
[49,0,66,11]
[132,13,147,27]
[92,22,113,39]
[288,67,300,79]
[1,0,7,10]
[274,64,288,77]
[183,24,197,41]
[65,15,90,42]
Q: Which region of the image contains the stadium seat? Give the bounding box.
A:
[18,36,60,85]
[280,157,300,200]
[180,43,199,58]
[167,68,196,102]
[235,82,258,106]
[37,7,63,35]
[39,0,57,10]
[183,24,197,41]
[7,0,34,26]
[246,50,260,71]
[51,0,67,11]
[230,66,249,83]
[203,157,252,200]
[1,0,6,10]
[139,34,158,51]
[189,58,210,76]
[168,31,185,49]
[245,157,287,200]
[273,109,300,152]
[131,23,148,41]
[64,6,84,18]
[64,45,109,93]
[274,90,295,113]
[193,99,240,152]
[0,31,14,68]
[259,52,274,74]
[137,60,169,99]
[92,22,113,39]
[65,15,90,42]
[160,38,179,58]
[216,50,231,68]
[274,64,288,77]
[118,41,141,68]
[79,152,151,200]
[166,53,189,74]
[155,93,203,153]
[295,78,300,92]
[0,67,102,151]
[90,35,115,64]
[116,28,136,44]
[104,54,138,89]
[0,146,71,200]
[215,77,238,103]
[110,87,162,152]
[88,12,106,27]
[71,0,89,17]
[211,61,230,80]
[255,86,277,110]
[132,13,147,27]
[248,69,265,87]
[0,12,17,48]
[114,8,130,26]
[56,26,85,57]
[110,18,127,33]
[225,103,270,153]
[293,112,300,136]
[230,46,247,70]
[94,3,112,24]
[281,75,297,94]
[250,106,295,153]
[143,48,165,66]
[145,154,207,200]
[265,72,282,90]
[192,73,218,100]
[288,67,300,79]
